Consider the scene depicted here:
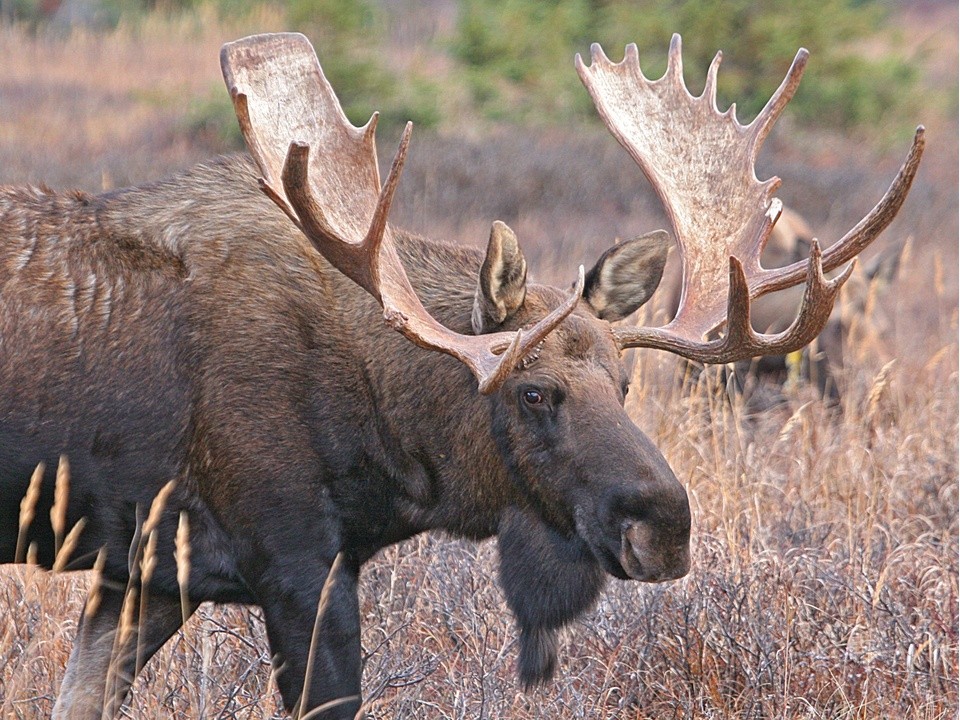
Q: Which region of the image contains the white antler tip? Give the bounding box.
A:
[766,198,783,222]
[708,50,723,73]
[666,34,683,81]
[590,42,609,66]
[703,51,722,104]
[624,43,639,65]
[574,264,586,292]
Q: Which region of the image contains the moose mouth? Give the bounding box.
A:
[617,520,690,582]
[577,511,690,583]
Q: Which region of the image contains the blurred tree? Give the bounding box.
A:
[184,0,440,146]
[453,0,920,134]
[5,0,923,139]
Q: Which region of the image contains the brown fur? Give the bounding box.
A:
[0,154,690,719]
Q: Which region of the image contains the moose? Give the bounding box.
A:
[660,205,908,403]
[0,33,922,719]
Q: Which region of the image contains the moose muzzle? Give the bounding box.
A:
[619,519,690,582]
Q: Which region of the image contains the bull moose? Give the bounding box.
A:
[0,33,923,719]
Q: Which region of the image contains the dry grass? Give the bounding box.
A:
[0,7,957,719]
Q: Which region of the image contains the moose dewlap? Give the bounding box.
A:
[0,32,922,719]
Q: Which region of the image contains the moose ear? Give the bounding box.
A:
[472,221,528,334]
[583,230,671,321]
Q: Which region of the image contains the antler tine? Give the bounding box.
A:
[666,33,684,85]
[579,35,923,363]
[280,140,369,288]
[613,240,853,363]
[278,121,413,299]
[702,51,722,111]
[222,33,583,394]
[753,126,926,296]
[749,48,809,156]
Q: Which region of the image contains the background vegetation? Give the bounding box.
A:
[0,1,956,718]
[453,0,927,132]
[2,0,942,138]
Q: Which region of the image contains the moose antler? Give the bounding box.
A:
[577,35,925,362]
[221,33,583,394]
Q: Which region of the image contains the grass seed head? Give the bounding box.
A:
[52,517,87,573]
[15,461,45,562]
[50,455,70,552]
[144,479,177,537]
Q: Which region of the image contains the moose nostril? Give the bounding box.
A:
[619,521,690,583]
[619,522,652,579]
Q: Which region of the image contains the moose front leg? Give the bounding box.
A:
[53,582,197,719]
[259,553,363,720]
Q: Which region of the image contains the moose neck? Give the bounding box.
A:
[353,231,519,542]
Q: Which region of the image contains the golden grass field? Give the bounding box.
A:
[0,3,957,718]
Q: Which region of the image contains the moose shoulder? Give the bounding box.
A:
[0,32,922,720]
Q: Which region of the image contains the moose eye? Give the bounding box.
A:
[522,389,545,406]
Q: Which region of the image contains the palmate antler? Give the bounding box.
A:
[577,35,925,363]
[220,33,583,394]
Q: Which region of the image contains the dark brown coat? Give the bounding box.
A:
[0,154,689,719]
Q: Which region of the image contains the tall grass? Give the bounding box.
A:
[0,7,956,719]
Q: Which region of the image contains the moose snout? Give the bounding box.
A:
[619,520,690,582]
[613,438,692,582]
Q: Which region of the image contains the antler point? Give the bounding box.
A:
[830,259,856,290]
[667,34,683,80]
[703,51,722,105]
[590,42,609,66]
[383,307,409,331]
